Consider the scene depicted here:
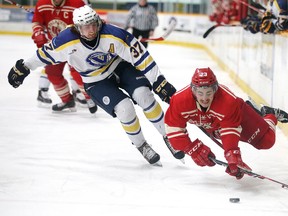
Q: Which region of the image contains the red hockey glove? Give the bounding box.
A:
[184,139,216,167]
[32,26,47,48]
[224,148,252,180]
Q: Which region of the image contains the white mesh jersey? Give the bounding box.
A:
[24,23,162,84]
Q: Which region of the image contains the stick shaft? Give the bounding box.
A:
[4,0,34,13]
[199,127,288,189]
[140,17,177,42]
[210,157,288,189]
[234,0,264,15]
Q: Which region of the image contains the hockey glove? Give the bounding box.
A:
[32,25,47,48]
[152,75,176,104]
[184,139,216,167]
[224,148,252,180]
[274,14,288,32]
[240,15,261,34]
[260,19,276,34]
[8,59,30,88]
[260,12,276,34]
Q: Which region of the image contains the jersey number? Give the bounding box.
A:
[130,41,143,58]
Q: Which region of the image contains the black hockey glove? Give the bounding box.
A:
[8,59,30,88]
[274,13,288,32]
[152,75,176,104]
[240,15,261,34]
[260,12,276,34]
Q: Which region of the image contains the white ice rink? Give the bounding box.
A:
[0,35,288,216]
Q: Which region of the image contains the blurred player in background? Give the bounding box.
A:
[124,0,158,48]
[32,0,97,113]
[209,0,242,24]
[241,0,288,34]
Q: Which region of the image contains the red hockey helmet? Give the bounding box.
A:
[191,67,218,92]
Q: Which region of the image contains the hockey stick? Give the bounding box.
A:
[198,127,288,189]
[203,0,266,39]
[198,126,224,149]
[233,0,264,15]
[250,1,267,11]
[209,157,288,189]
[203,24,242,38]
[140,17,177,42]
[4,0,34,13]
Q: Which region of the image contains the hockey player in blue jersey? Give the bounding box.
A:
[8,5,184,165]
[241,0,288,34]
[260,0,288,33]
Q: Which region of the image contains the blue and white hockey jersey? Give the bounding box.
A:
[24,23,162,84]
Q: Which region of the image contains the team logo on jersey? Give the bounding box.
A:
[102,96,110,105]
[87,52,116,67]
[47,19,67,37]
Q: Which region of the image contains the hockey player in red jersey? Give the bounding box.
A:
[32,0,97,113]
[209,0,241,24]
[165,67,288,179]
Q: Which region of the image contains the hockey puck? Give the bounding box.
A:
[229,198,240,203]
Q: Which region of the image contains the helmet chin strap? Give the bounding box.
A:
[80,32,100,48]
[80,34,97,41]
[75,26,97,41]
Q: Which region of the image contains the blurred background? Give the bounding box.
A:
[0,0,211,13]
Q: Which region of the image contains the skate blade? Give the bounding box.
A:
[76,102,88,108]
[152,161,163,167]
[69,107,77,112]
[52,107,77,113]
[37,101,52,108]
[179,158,185,164]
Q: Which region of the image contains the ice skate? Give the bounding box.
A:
[73,89,87,106]
[245,97,262,116]
[87,99,98,114]
[52,99,76,112]
[163,136,185,163]
[37,88,52,105]
[137,142,161,166]
[260,106,288,123]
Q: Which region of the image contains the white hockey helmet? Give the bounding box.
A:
[73,5,102,29]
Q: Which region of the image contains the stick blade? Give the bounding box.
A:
[140,16,177,42]
[140,37,164,42]
[203,25,219,38]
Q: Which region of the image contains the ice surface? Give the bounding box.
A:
[0,35,288,216]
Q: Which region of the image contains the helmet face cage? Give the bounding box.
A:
[191,67,219,93]
[73,5,102,32]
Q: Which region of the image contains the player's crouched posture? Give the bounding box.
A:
[8,5,184,165]
[165,67,288,179]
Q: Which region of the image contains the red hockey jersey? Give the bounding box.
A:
[32,0,86,40]
[164,84,271,152]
